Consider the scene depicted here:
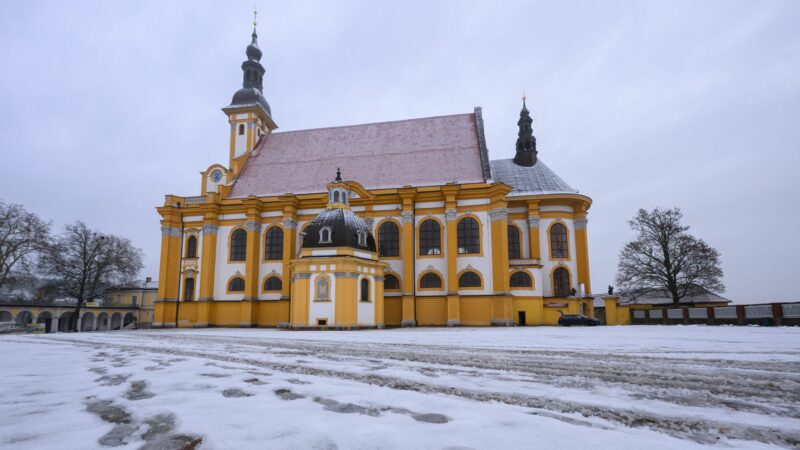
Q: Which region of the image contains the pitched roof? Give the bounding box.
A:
[591,290,731,307]
[229,113,487,198]
[489,158,577,196]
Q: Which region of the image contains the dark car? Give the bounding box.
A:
[558,314,601,326]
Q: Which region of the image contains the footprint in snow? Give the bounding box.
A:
[96,374,132,386]
[274,388,304,400]
[126,380,156,401]
[222,388,253,398]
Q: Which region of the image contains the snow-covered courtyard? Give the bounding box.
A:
[1,326,799,449]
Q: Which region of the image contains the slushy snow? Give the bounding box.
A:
[1,326,799,449]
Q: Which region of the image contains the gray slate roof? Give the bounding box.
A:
[489,158,578,196]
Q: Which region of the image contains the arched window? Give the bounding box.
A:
[384,274,400,290]
[360,278,370,302]
[458,271,481,288]
[356,230,367,247]
[315,276,330,300]
[333,191,340,203]
[183,278,195,301]
[264,227,284,260]
[378,221,400,257]
[319,227,332,244]
[550,223,569,259]
[419,220,441,255]
[264,276,282,291]
[419,272,442,289]
[186,236,198,258]
[228,277,245,292]
[510,271,533,288]
[553,268,570,297]
[457,217,480,254]
[230,229,247,261]
[507,226,521,259]
[238,124,245,135]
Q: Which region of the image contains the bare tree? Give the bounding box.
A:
[38,222,143,331]
[615,208,724,305]
[0,201,50,292]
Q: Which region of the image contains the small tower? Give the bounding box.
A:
[222,10,278,176]
[289,170,386,329]
[513,94,537,167]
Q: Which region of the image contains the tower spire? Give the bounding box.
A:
[513,94,537,167]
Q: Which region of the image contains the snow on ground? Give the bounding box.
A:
[1,326,799,449]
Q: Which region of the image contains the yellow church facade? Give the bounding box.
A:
[153,24,594,329]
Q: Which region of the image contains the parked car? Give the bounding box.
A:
[558,314,601,326]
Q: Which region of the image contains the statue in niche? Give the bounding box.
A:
[316,276,330,301]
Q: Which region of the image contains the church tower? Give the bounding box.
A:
[222,11,277,176]
[513,95,537,167]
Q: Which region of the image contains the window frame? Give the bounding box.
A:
[457,270,482,289]
[552,267,571,297]
[377,220,400,258]
[549,222,570,260]
[263,276,282,292]
[185,235,198,258]
[383,273,401,291]
[229,228,247,262]
[418,219,442,257]
[227,276,245,293]
[264,226,284,261]
[507,224,522,259]
[360,278,370,302]
[183,278,195,301]
[510,270,533,289]
[319,227,332,244]
[418,271,443,290]
[456,216,481,255]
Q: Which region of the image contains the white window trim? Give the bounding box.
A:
[319,227,333,244]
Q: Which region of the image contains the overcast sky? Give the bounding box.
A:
[1,1,798,303]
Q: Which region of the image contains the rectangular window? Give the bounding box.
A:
[132,296,137,306]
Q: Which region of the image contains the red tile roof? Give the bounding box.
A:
[228,113,487,198]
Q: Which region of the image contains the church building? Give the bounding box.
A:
[153,22,594,329]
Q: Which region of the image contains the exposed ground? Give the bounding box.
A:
[1,326,799,449]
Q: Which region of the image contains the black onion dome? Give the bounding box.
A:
[246,31,262,61]
[230,88,272,116]
[302,208,376,252]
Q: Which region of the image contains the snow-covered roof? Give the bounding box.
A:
[229,113,487,198]
[592,290,731,308]
[489,158,578,196]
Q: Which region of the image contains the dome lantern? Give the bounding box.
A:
[300,170,376,253]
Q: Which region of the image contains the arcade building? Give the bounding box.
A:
[153,23,595,329]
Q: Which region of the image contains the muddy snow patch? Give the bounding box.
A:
[137,434,203,450]
[85,398,133,424]
[222,388,253,398]
[126,380,156,400]
[96,374,131,386]
[274,388,304,400]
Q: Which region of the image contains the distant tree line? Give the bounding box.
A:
[0,200,143,330]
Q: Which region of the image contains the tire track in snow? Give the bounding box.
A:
[29,334,800,448]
